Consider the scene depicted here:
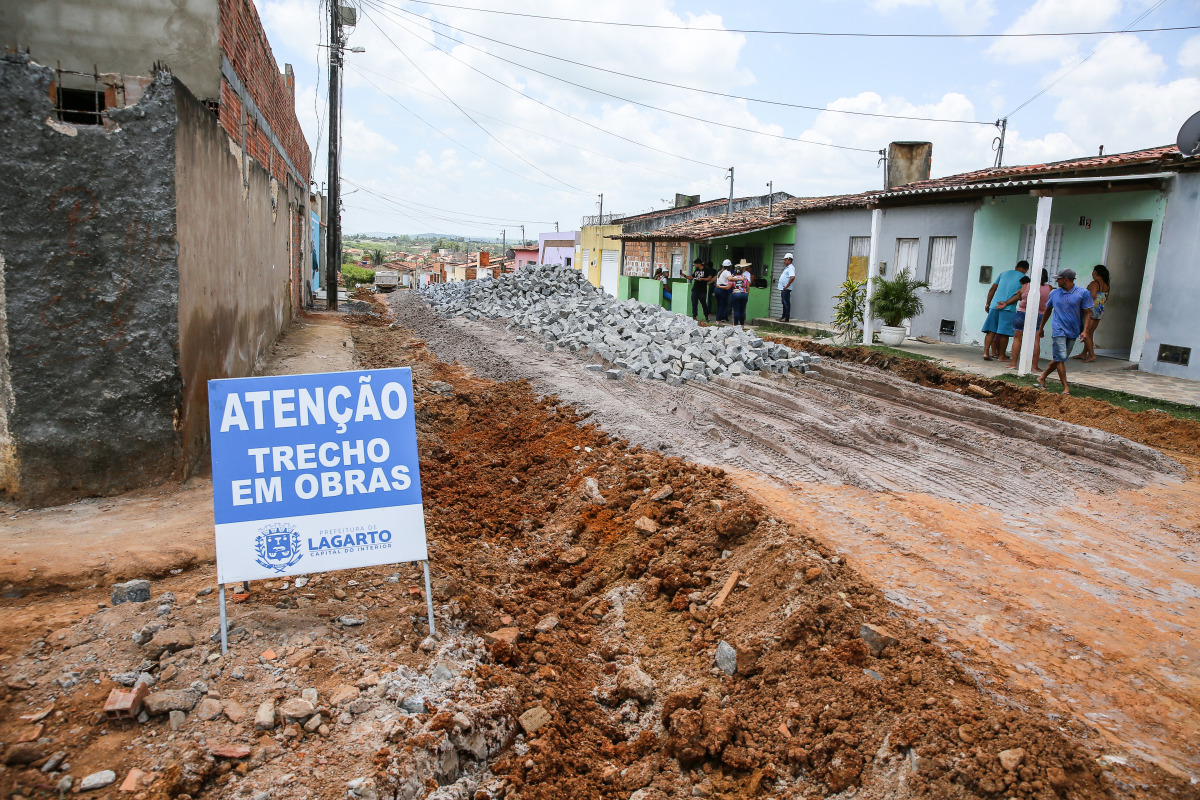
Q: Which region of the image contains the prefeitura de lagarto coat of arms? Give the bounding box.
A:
[255,524,303,573]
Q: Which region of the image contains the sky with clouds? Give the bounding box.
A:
[256,0,1200,239]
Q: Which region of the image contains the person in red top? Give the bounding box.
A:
[998,268,1051,370]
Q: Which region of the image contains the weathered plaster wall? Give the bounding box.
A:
[175,82,294,477]
[0,56,182,506]
[876,203,976,340]
[0,253,13,495]
[792,208,873,324]
[0,0,221,98]
[1141,173,1200,380]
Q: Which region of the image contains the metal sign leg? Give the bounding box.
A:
[422,560,435,638]
[218,584,229,655]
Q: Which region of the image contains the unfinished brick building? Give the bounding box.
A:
[0,0,313,506]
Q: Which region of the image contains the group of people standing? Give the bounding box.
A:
[682,257,751,326]
[982,259,1112,395]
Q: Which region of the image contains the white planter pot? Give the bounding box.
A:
[879,325,907,346]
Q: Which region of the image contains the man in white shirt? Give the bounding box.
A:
[715,259,733,323]
[777,253,796,322]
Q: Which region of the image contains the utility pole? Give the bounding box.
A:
[520,224,525,246]
[993,118,1007,169]
[325,0,342,310]
[726,167,734,215]
[766,181,773,217]
[555,221,559,232]
[598,193,603,225]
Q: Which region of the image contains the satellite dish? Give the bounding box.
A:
[1178,109,1200,157]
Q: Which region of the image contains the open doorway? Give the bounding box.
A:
[1095,221,1151,357]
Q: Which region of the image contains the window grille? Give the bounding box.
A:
[1019,224,1064,275]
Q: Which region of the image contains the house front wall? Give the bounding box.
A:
[875,203,977,340]
[793,208,873,325]
[963,190,1165,347]
[1141,172,1200,379]
[578,224,621,287]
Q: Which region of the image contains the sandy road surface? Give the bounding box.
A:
[394,292,1200,779]
[0,313,356,597]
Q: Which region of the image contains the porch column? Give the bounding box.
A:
[861,208,883,345]
[1018,195,1053,375]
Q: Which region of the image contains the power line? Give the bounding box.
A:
[362,1,878,154]
[347,62,728,190]
[358,5,592,194]
[344,178,557,225]
[346,64,591,196]
[379,0,994,126]
[350,2,724,170]
[393,1,1199,38]
[1006,0,1170,117]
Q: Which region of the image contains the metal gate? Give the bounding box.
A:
[600,250,620,296]
[768,243,795,320]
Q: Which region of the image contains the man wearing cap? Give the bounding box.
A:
[1036,268,1093,395]
[777,253,796,322]
[686,257,713,320]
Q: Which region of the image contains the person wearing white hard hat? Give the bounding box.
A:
[777,253,796,322]
[714,259,734,323]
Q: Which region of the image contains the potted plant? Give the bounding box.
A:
[871,269,928,346]
[831,278,866,345]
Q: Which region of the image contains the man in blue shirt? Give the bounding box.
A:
[1036,268,1093,394]
[982,260,1029,361]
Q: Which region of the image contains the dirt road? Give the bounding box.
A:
[393,292,1200,780]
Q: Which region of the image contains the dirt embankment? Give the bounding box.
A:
[780,339,1200,460]
[1,310,1193,800]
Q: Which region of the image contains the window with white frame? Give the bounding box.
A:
[1018,224,1064,275]
[894,238,919,277]
[926,236,956,292]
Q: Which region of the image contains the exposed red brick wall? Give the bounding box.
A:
[623,241,651,277]
[218,0,311,185]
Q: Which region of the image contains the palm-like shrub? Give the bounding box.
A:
[831,279,866,341]
[871,269,928,328]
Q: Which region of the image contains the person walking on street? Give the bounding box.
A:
[982,260,1030,361]
[1036,269,1093,395]
[730,258,751,327]
[687,257,712,320]
[715,260,733,323]
[1074,264,1110,363]
[777,253,796,322]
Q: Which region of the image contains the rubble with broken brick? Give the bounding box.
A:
[420,264,818,384]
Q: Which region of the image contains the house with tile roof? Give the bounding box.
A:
[618,143,1200,380]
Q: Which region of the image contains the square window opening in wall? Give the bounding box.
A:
[979,265,993,284]
[57,87,106,125]
[1157,344,1191,366]
[940,319,956,336]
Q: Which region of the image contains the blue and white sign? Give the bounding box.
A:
[207,368,426,584]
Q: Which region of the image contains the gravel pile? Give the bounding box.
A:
[420,264,817,384]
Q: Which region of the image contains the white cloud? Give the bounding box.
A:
[1180,34,1200,70]
[988,0,1122,63]
[1044,36,1200,149]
